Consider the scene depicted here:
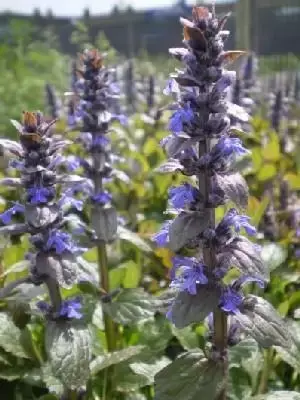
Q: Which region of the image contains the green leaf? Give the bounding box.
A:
[252,392,300,400]
[130,356,171,385]
[257,164,277,182]
[262,133,280,161]
[45,321,92,390]
[248,196,270,227]
[228,368,252,400]
[38,396,59,400]
[260,243,287,272]
[0,313,29,358]
[275,320,300,373]
[123,261,141,288]
[114,363,149,392]
[284,173,300,190]
[138,317,172,353]
[171,326,199,350]
[41,363,64,396]
[110,261,141,289]
[90,345,144,375]
[0,365,29,381]
[20,325,43,363]
[102,288,158,325]
[154,351,225,400]
[117,226,153,254]
[229,338,259,368]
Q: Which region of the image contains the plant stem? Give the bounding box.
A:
[213,309,228,400]
[97,242,116,352]
[257,348,273,394]
[45,277,62,313]
[199,138,228,399]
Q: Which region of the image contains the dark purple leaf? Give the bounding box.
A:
[169,211,209,252]
[215,173,249,208]
[235,295,292,348]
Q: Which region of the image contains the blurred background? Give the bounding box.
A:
[0,0,299,135]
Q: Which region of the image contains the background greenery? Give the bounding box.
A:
[0,19,299,400]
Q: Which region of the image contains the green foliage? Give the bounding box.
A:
[155,351,225,400]
[45,321,92,390]
[0,17,300,400]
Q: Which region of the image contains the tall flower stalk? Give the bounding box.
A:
[0,111,92,394]
[153,6,291,399]
[0,112,85,310]
[70,49,126,353]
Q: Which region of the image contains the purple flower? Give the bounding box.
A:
[92,135,110,148]
[214,71,236,94]
[37,297,83,320]
[37,301,51,313]
[170,256,208,295]
[59,189,83,211]
[170,256,194,279]
[9,159,24,170]
[91,191,112,205]
[46,230,73,254]
[111,114,128,126]
[211,137,249,160]
[163,79,180,96]
[223,208,256,236]
[27,187,53,204]
[59,297,82,319]
[169,104,194,134]
[66,155,81,172]
[220,276,265,314]
[168,183,198,209]
[0,203,25,224]
[110,82,120,94]
[152,220,171,247]
[219,287,243,313]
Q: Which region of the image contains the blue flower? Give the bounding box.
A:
[168,183,198,209]
[92,135,110,148]
[220,275,265,314]
[111,114,128,126]
[170,258,208,295]
[223,208,256,236]
[170,256,194,279]
[163,79,180,96]
[27,187,53,204]
[91,191,112,205]
[169,104,194,134]
[59,297,82,319]
[152,220,171,247]
[9,159,24,171]
[219,287,243,313]
[37,297,83,320]
[46,230,73,254]
[66,155,81,172]
[0,203,25,224]
[211,137,249,161]
[59,189,83,211]
[214,71,236,94]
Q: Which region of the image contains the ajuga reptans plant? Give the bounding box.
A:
[0,112,91,394]
[153,6,291,399]
[67,49,128,355]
